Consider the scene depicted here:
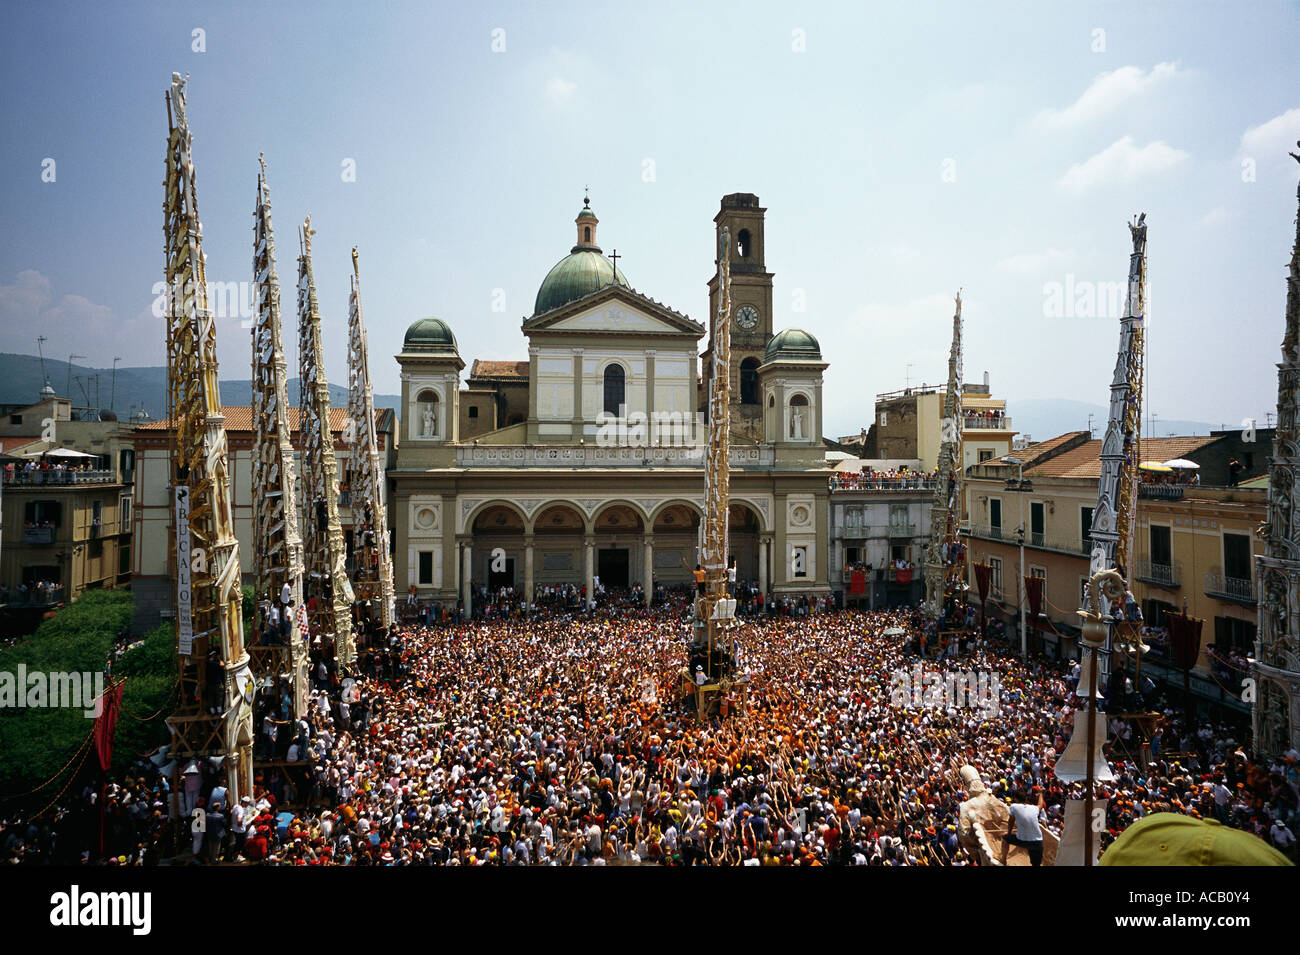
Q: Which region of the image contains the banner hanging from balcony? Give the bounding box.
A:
[895,566,912,585]
[974,562,991,604]
[849,568,866,595]
[1024,574,1045,629]
[1167,612,1204,671]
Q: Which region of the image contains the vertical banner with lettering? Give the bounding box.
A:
[175,485,194,655]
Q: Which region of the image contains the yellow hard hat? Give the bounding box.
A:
[1100,813,1293,867]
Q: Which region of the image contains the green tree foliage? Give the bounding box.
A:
[111,623,177,775]
[0,591,177,805]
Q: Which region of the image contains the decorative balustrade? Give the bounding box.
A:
[962,415,1012,430]
[455,444,774,468]
[830,477,936,492]
[4,469,116,486]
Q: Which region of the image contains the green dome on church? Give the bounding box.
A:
[403,316,458,354]
[764,328,822,363]
[534,250,630,316]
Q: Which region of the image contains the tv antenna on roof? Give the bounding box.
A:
[36,335,49,381]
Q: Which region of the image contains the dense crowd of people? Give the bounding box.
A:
[829,466,938,491]
[2,599,1296,866]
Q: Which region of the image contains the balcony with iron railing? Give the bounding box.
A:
[1134,559,1181,589]
[840,567,918,583]
[970,522,1007,542]
[22,526,57,545]
[887,523,919,538]
[838,522,879,539]
[969,523,1089,556]
[1204,571,1255,605]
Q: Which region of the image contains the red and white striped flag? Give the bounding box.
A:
[296,604,311,644]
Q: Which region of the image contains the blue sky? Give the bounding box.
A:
[1,0,1297,439]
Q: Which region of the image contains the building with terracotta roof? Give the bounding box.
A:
[461,359,531,437]
[128,405,396,630]
[964,431,1264,715]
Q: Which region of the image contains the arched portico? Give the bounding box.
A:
[591,502,647,593]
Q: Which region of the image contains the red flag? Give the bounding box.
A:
[850,569,866,596]
[974,563,991,603]
[895,567,912,585]
[93,679,125,771]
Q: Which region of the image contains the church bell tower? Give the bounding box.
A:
[705,193,774,443]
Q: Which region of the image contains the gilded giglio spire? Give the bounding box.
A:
[1252,143,1300,756]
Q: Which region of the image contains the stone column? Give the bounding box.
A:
[526,346,540,443]
[759,535,771,593]
[524,534,535,613]
[584,534,595,609]
[571,348,584,440]
[461,541,472,618]
[644,349,656,421]
[643,534,654,606]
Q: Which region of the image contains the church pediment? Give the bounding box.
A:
[524,285,703,338]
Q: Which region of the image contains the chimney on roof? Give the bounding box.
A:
[983,371,989,390]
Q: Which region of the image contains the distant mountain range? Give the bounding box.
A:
[0,353,401,422]
[1008,397,1219,444]
[1,353,1225,440]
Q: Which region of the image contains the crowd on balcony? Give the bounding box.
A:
[963,409,1007,428]
[6,458,98,476]
[1206,642,1254,686]
[4,458,109,486]
[830,466,938,491]
[0,580,64,606]
[1140,468,1201,487]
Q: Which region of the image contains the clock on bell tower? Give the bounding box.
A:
[704,193,775,443]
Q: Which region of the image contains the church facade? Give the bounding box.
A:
[389,193,831,609]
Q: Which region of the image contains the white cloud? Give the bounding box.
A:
[1239,107,1300,161]
[998,249,1071,273]
[1058,136,1189,193]
[0,270,158,362]
[1035,62,1181,130]
[1199,206,1231,228]
[0,269,53,318]
[545,76,577,101]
